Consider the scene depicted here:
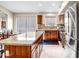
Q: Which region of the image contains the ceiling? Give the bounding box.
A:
[0,1,63,14]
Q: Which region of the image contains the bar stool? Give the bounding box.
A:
[0,35,5,58]
[0,44,5,58]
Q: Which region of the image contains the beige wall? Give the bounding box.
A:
[0,5,13,30]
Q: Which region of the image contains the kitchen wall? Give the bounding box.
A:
[0,5,13,30]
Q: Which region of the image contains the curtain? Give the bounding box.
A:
[16,15,36,34]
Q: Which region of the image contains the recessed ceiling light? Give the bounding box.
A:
[46,13,53,16]
[52,3,55,7]
[48,10,52,12]
[38,3,42,7]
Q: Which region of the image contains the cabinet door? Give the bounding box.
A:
[5,45,10,58]
[10,46,16,57]
[59,15,64,24]
[37,15,42,24]
[15,46,22,56]
[45,31,51,40]
[21,46,31,58]
[51,30,58,41]
[5,45,16,58]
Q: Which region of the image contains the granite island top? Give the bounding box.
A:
[0,31,43,46]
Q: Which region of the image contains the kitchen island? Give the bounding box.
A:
[36,27,60,41]
[0,31,43,58]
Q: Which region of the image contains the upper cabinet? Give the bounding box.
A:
[37,15,42,24]
[59,15,64,24]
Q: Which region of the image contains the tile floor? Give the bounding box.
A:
[40,41,76,58]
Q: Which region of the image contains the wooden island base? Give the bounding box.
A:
[4,34,43,58]
[5,45,31,58]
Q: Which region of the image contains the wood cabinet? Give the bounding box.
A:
[44,30,51,40]
[44,30,59,41]
[37,15,42,24]
[59,15,64,24]
[4,34,43,58]
[5,45,31,58]
[51,30,58,40]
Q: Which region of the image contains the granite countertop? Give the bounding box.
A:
[37,24,59,30]
[37,27,59,30]
[0,31,43,46]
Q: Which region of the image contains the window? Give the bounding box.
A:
[45,16,56,27]
[16,16,26,33]
[15,15,36,33]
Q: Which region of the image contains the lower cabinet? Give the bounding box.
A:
[44,30,59,41]
[5,45,31,58]
[4,34,43,58]
[44,30,51,40]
